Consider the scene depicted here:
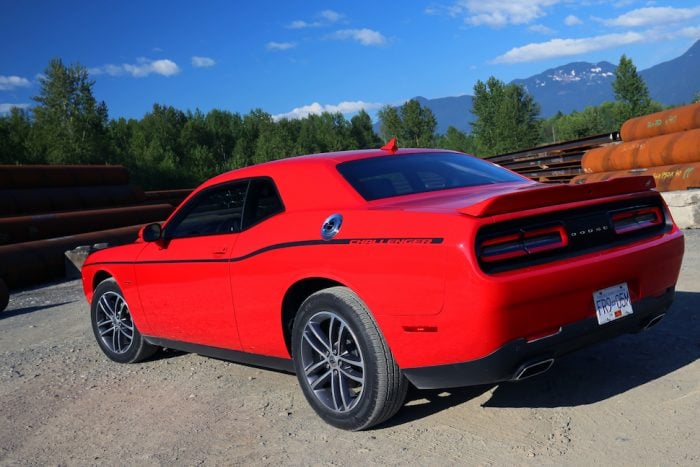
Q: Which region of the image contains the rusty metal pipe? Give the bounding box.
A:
[0,224,144,289]
[621,102,700,142]
[571,162,700,192]
[0,165,130,188]
[0,204,174,245]
[0,185,146,216]
[581,129,700,173]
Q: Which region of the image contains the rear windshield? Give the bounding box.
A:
[337,152,523,201]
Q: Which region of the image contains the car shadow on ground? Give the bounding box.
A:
[384,291,699,426]
[0,301,76,320]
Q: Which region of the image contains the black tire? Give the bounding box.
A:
[91,278,158,363]
[291,286,408,430]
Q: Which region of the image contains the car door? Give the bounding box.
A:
[133,180,248,349]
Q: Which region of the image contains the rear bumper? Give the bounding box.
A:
[402,287,675,389]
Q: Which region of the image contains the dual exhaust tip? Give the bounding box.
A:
[512,313,667,382]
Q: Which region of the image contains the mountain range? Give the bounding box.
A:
[406,39,700,134]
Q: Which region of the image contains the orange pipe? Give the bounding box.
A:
[581,129,700,173]
[571,162,700,192]
[620,102,700,142]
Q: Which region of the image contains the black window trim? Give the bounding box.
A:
[163,176,285,240]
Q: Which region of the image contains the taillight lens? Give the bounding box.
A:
[480,225,568,263]
[611,207,663,234]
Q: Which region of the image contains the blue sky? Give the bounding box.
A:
[1,0,698,119]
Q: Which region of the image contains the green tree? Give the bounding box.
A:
[0,107,33,164]
[612,54,653,118]
[692,92,700,104]
[436,126,477,154]
[350,110,381,149]
[378,99,437,147]
[29,58,109,164]
[471,77,540,156]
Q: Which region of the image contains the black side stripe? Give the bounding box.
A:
[85,237,444,267]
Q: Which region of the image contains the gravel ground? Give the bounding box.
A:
[1,231,698,466]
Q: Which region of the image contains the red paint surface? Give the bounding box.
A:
[82,149,684,370]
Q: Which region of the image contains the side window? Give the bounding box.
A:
[242,178,284,229]
[168,181,248,238]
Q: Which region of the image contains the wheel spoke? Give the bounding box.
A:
[98,295,115,319]
[304,358,327,377]
[338,353,363,368]
[338,366,363,384]
[303,326,329,357]
[331,370,341,411]
[96,318,112,327]
[99,325,115,337]
[112,326,119,352]
[310,369,332,390]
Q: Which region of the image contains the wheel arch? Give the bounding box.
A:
[92,270,113,291]
[281,277,345,355]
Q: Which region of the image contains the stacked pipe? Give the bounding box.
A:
[573,103,700,191]
[0,165,189,308]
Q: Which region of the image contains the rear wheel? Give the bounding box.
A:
[291,287,407,430]
[91,278,158,363]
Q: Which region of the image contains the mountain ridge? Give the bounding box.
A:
[400,39,700,135]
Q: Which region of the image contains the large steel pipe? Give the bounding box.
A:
[581,129,700,173]
[571,162,700,192]
[0,165,129,188]
[620,102,700,142]
[0,225,143,289]
[0,185,145,216]
[0,204,173,245]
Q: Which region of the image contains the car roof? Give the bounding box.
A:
[195,148,458,212]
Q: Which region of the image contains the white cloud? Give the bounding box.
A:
[288,9,343,29]
[273,101,383,120]
[564,14,583,26]
[90,58,181,77]
[529,24,555,34]
[441,0,561,27]
[0,103,30,114]
[604,6,700,27]
[191,56,216,67]
[493,31,645,63]
[330,29,387,46]
[320,10,343,23]
[0,75,31,91]
[267,41,296,51]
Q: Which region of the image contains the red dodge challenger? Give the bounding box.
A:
[82,144,684,430]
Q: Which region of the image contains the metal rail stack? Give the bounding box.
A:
[485,133,620,184]
[0,165,192,309]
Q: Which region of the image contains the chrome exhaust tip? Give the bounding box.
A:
[643,313,666,331]
[513,358,555,381]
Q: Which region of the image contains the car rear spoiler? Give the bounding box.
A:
[459,176,656,218]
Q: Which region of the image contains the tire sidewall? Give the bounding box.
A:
[291,289,384,430]
[91,278,145,364]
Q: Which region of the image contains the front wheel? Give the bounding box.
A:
[291,287,407,430]
[90,278,158,363]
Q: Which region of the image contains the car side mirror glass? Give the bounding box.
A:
[140,223,163,243]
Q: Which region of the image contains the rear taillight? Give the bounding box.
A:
[480,225,568,263]
[611,206,663,234]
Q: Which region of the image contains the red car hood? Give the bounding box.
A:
[371,176,656,217]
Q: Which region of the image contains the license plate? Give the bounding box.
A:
[594,283,634,325]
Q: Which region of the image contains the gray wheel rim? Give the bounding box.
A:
[300,311,365,413]
[95,291,135,355]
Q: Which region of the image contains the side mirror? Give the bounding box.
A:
[140,223,163,243]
